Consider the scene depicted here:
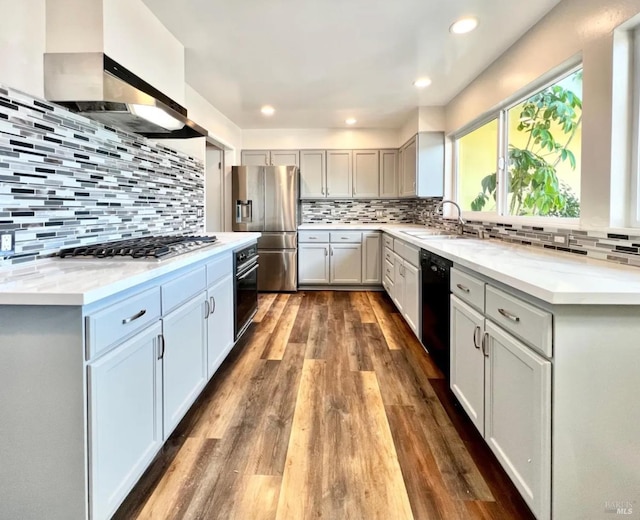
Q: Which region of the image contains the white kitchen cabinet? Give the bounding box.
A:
[362,232,382,284]
[298,243,330,284]
[352,149,379,198]
[398,132,444,198]
[241,150,299,166]
[206,274,234,379]
[392,252,405,312]
[162,292,208,437]
[388,237,421,339]
[450,295,486,434]
[485,321,551,520]
[88,322,163,520]
[326,150,352,198]
[399,136,417,197]
[330,243,362,284]
[403,261,420,332]
[379,149,398,198]
[300,150,326,198]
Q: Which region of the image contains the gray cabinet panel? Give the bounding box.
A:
[353,150,379,198]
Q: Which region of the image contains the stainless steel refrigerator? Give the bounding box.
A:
[232,165,298,292]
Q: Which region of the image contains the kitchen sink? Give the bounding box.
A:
[401,230,468,240]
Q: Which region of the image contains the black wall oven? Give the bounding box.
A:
[234,243,259,340]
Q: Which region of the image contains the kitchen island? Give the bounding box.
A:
[0,232,259,520]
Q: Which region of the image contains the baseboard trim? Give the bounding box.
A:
[298,285,384,292]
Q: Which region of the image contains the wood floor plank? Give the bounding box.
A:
[305,298,329,360]
[261,293,303,360]
[344,309,375,372]
[288,292,315,343]
[367,291,405,350]
[349,291,377,323]
[258,294,290,334]
[386,405,470,520]
[230,475,281,520]
[254,293,278,323]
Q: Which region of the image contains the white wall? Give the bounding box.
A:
[445,0,640,228]
[46,0,103,54]
[0,0,46,97]
[398,110,419,147]
[241,128,399,151]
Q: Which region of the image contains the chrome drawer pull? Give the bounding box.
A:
[204,299,210,319]
[498,308,520,322]
[472,326,481,349]
[456,283,470,293]
[481,331,490,357]
[122,309,146,324]
[210,296,216,314]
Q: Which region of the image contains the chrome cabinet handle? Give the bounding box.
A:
[324,247,328,257]
[157,334,165,360]
[330,247,333,256]
[122,309,146,324]
[481,331,490,357]
[456,283,470,293]
[204,299,210,319]
[472,326,481,349]
[321,187,325,195]
[309,236,317,239]
[341,237,348,240]
[498,308,520,322]
[210,296,216,315]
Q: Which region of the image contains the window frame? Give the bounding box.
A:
[453,64,583,226]
[630,26,640,227]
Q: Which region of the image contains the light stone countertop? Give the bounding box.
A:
[0,232,260,306]
[299,223,640,305]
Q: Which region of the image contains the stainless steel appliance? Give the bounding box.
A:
[234,243,259,340]
[420,249,453,377]
[232,165,298,292]
[58,235,218,260]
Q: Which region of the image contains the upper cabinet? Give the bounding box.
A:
[353,150,380,198]
[241,150,300,166]
[379,149,398,198]
[300,150,327,198]
[399,132,444,198]
[326,150,353,198]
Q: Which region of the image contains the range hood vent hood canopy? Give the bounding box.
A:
[44,53,207,139]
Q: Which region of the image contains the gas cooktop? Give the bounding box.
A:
[58,235,218,260]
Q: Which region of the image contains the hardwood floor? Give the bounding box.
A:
[115,291,535,520]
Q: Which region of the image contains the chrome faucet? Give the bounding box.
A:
[433,199,466,235]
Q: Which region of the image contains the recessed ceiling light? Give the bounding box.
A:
[345,118,357,125]
[261,105,275,116]
[450,17,478,34]
[413,77,432,89]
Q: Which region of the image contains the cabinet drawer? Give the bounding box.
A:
[383,275,394,295]
[486,285,552,357]
[383,234,394,250]
[330,231,362,243]
[162,266,206,315]
[206,253,232,287]
[451,268,485,311]
[384,246,394,265]
[86,286,161,360]
[299,231,330,243]
[384,259,394,282]
[394,238,419,266]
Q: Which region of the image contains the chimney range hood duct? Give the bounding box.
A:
[44,53,207,139]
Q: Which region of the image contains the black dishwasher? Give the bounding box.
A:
[420,249,453,378]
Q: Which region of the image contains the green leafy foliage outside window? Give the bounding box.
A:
[471,71,582,217]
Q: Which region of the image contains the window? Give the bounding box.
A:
[456,68,582,220]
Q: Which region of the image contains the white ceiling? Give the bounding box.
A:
[142,0,562,130]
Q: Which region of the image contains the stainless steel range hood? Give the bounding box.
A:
[44,53,207,139]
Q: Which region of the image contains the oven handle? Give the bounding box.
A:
[236,257,258,274]
[237,263,259,280]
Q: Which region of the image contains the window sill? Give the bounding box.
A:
[455,212,581,229]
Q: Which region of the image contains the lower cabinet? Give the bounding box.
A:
[450,284,551,520]
[161,291,208,437]
[88,322,163,520]
[298,243,330,284]
[330,243,362,284]
[206,274,234,378]
[387,240,420,339]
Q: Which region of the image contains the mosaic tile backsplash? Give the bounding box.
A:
[0,85,204,266]
[301,199,427,223]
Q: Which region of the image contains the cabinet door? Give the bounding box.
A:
[397,147,404,196]
[88,322,163,520]
[450,296,485,435]
[392,255,405,312]
[207,274,234,379]
[400,137,417,197]
[162,292,208,437]
[300,150,326,198]
[380,149,398,198]
[330,243,362,284]
[326,150,353,198]
[353,150,379,198]
[485,321,551,520]
[403,261,420,335]
[416,132,444,197]
[241,150,270,166]
[362,232,382,284]
[298,244,330,284]
[271,150,300,166]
